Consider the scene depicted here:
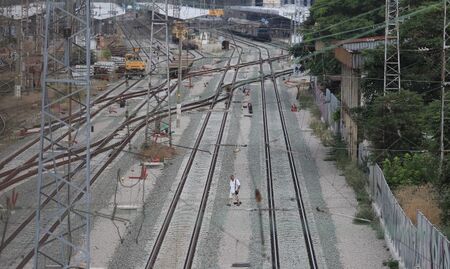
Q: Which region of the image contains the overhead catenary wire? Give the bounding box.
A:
[3,2,442,266]
[303,6,385,34]
[294,2,441,60]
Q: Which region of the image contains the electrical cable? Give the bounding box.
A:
[304,6,385,34]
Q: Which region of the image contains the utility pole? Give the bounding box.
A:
[34,0,92,268]
[383,0,401,93]
[174,20,187,128]
[289,13,293,46]
[143,0,172,147]
[14,0,29,97]
[440,0,450,177]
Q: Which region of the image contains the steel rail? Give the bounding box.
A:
[144,43,238,269]
[266,45,319,268]
[12,94,223,268]
[0,40,291,264]
[227,32,283,268]
[257,43,281,269]
[183,43,243,268]
[237,35,318,268]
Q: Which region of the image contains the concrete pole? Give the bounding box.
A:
[177,30,182,128]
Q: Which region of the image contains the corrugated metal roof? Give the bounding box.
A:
[228,5,310,22]
[342,40,385,51]
[335,46,364,69]
[339,36,394,52]
[139,3,208,20]
[92,3,126,20]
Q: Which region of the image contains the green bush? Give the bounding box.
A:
[354,204,375,224]
[298,91,314,109]
[371,219,384,239]
[102,49,112,60]
[383,259,399,269]
[310,120,333,146]
[332,110,340,122]
[382,153,438,187]
[440,186,450,231]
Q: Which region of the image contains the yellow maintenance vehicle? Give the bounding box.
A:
[125,48,146,79]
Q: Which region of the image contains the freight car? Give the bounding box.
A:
[227,17,271,42]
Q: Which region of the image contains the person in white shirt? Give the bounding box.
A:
[227,174,241,206]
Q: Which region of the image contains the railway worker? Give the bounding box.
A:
[227,175,241,206]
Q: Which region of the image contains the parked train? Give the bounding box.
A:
[227,17,272,42]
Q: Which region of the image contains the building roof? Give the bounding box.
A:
[227,5,310,22]
[334,36,391,69]
[138,3,208,20]
[0,2,45,20]
[0,2,125,21]
[92,2,126,20]
[337,36,391,52]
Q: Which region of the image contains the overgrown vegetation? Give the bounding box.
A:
[294,0,450,235]
[307,99,377,226]
[101,49,112,60]
[327,136,375,224]
[383,258,399,269]
[310,120,333,146]
[383,153,438,187]
[139,142,176,162]
[297,90,315,109]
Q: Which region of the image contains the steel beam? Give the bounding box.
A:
[34,0,92,268]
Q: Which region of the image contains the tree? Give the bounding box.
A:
[360,2,443,102]
[354,91,425,162]
[306,0,384,42]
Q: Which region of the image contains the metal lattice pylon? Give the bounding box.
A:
[34,0,92,268]
[144,0,172,146]
[440,0,450,175]
[383,0,401,93]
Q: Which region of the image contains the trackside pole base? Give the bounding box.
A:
[128,164,148,180]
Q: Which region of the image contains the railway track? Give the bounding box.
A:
[266,47,318,269]
[0,17,168,174]
[142,36,295,268]
[2,45,283,265]
[183,43,243,268]
[0,17,188,266]
[10,89,226,268]
[0,22,295,267]
[143,40,241,269]
[0,16,187,181]
[255,38,281,269]
[225,33,283,268]
[234,36,319,268]
[0,50,280,191]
